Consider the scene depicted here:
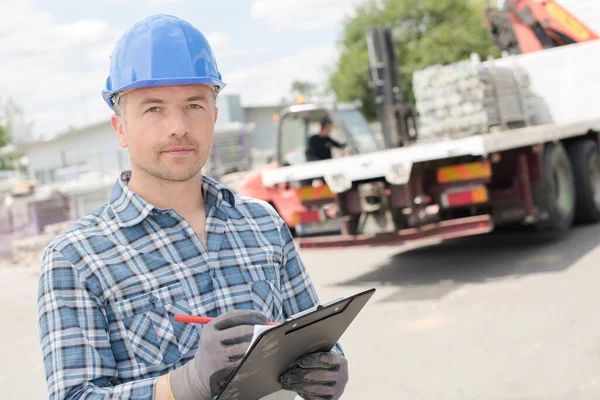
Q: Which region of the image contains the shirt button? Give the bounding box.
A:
[150,296,158,304]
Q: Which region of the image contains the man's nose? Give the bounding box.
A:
[168,110,190,137]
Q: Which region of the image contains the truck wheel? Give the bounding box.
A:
[536,142,576,232]
[567,139,600,224]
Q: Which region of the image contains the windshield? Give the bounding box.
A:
[278,115,308,166]
[335,109,381,154]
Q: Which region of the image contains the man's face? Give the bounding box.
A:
[111,84,218,182]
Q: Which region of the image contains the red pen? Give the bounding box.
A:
[174,314,279,326]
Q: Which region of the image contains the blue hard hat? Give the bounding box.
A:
[102,14,226,109]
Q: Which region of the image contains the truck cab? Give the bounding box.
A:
[277,102,382,167]
[236,101,382,237]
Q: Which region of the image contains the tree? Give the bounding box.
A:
[290,80,319,98]
[0,97,33,144]
[329,0,501,121]
[0,124,12,171]
[0,124,9,148]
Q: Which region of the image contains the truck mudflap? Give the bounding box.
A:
[295,214,494,249]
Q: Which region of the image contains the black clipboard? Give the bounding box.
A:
[215,288,376,400]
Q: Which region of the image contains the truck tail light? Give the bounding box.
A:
[441,186,488,208]
[295,184,336,202]
[437,161,491,183]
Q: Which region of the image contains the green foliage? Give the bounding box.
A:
[0,124,9,148]
[329,0,501,120]
[291,80,318,96]
[0,124,12,170]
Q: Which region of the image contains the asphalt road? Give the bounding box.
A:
[2,223,600,399]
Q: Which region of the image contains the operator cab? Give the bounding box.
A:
[276,103,382,167]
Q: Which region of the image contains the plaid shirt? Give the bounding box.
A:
[37,171,335,400]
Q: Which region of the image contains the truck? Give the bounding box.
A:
[241,0,600,247]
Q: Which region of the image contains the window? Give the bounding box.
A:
[279,115,308,166]
[34,170,46,184]
[335,109,381,154]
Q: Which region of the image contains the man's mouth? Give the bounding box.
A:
[163,146,195,155]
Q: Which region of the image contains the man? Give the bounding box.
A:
[37,14,348,400]
[306,116,346,161]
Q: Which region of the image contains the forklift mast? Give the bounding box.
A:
[366,26,417,149]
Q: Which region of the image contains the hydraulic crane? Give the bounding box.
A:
[486,0,599,55]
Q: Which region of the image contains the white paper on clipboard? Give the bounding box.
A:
[245,324,276,355]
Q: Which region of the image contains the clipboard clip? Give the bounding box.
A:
[285,296,345,322]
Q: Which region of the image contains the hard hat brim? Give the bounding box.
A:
[102,76,226,109]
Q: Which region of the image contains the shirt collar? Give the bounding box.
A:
[202,174,236,209]
[109,170,236,228]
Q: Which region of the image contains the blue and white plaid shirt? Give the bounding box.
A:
[37,171,334,400]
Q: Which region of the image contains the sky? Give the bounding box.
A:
[0,0,365,140]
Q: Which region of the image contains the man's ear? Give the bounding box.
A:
[111,114,128,148]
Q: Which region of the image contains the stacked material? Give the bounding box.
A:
[413,54,529,140]
[204,122,255,179]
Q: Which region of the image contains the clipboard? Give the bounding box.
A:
[215,287,376,400]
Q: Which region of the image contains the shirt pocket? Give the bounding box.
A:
[112,282,200,366]
[214,245,285,322]
[250,279,284,323]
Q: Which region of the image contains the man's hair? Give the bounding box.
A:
[113,95,127,121]
[113,86,218,122]
[321,115,332,129]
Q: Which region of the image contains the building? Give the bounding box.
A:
[25,120,126,185]
[243,104,287,165]
[244,104,284,150]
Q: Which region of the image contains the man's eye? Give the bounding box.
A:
[188,104,203,110]
[147,107,160,113]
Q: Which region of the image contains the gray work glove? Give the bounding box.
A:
[170,309,268,400]
[280,351,349,400]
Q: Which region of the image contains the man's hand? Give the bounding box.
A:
[280,351,349,400]
[169,309,268,400]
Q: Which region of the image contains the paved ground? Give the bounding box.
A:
[2,223,600,399]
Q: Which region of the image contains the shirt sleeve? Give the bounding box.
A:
[37,246,158,400]
[328,137,346,149]
[276,219,344,355]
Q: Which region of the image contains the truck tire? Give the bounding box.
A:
[536,141,576,232]
[567,139,600,224]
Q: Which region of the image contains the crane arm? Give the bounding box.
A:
[486,0,599,54]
